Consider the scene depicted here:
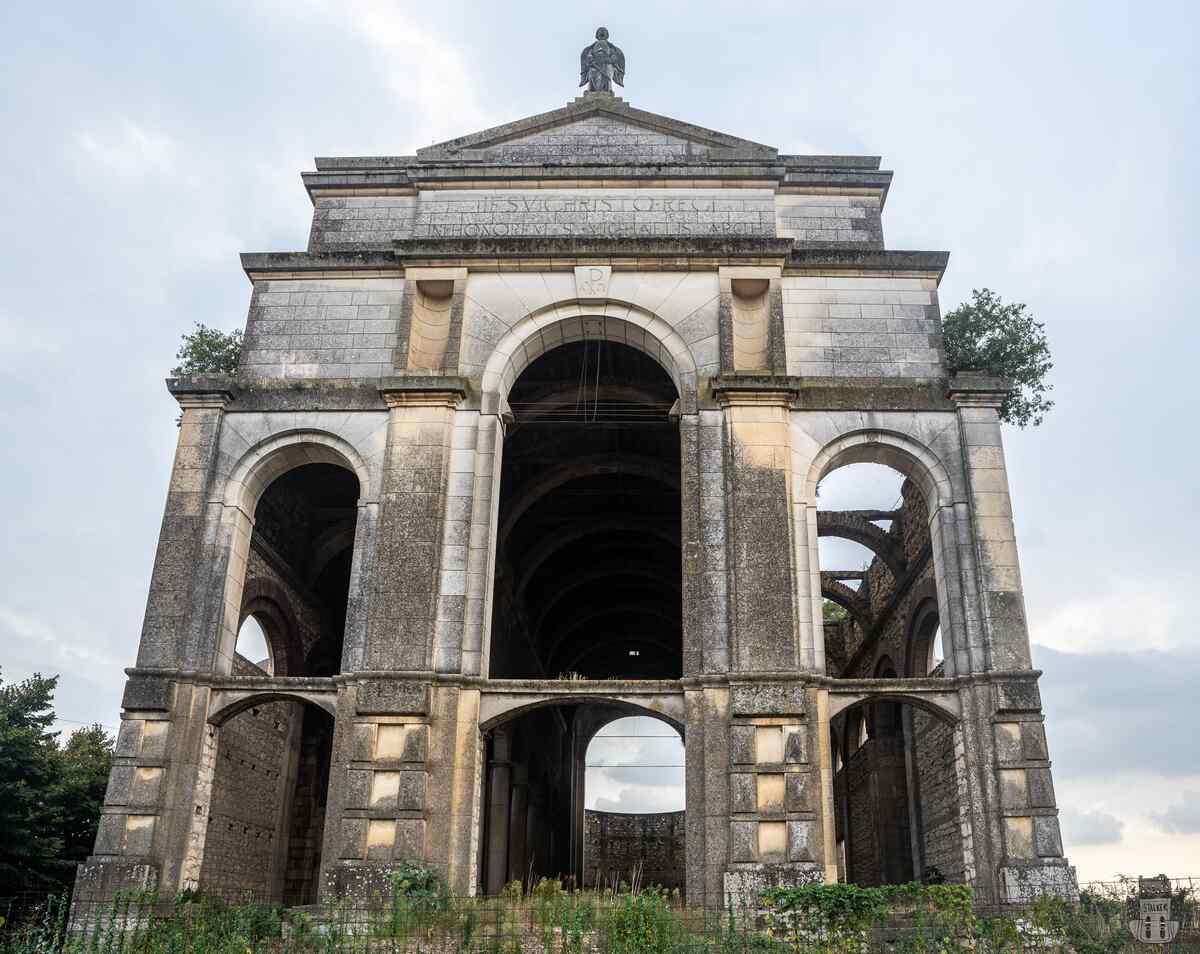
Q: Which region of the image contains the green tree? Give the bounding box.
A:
[823,599,848,623]
[942,288,1054,427]
[54,724,113,873]
[171,322,243,375]
[0,671,63,896]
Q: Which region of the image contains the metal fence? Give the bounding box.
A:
[4,878,1199,954]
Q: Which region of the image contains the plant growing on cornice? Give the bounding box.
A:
[171,322,243,376]
[942,288,1054,427]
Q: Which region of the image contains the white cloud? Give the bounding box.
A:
[77,119,176,178]
[0,308,63,368]
[1030,577,1191,654]
[0,605,124,675]
[1056,772,1200,882]
[247,0,487,152]
[1060,807,1124,847]
[1152,791,1200,835]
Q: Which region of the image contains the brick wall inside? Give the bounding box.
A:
[912,710,965,882]
[199,659,298,901]
[584,810,684,892]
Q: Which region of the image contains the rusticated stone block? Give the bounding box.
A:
[731,683,806,716]
[784,772,808,813]
[345,769,371,810]
[1034,815,1063,857]
[121,676,174,712]
[784,726,807,763]
[995,679,1041,713]
[1022,722,1050,760]
[729,725,755,765]
[396,770,427,811]
[104,766,135,806]
[730,820,757,862]
[356,681,429,715]
[1027,767,1056,808]
[339,819,367,859]
[93,814,126,855]
[787,820,816,862]
[730,773,756,813]
[393,819,426,859]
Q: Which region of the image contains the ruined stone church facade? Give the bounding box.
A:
[76,91,1074,910]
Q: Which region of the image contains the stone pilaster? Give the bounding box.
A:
[713,378,801,673]
[365,379,467,671]
[140,377,235,669]
[948,374,1074,902]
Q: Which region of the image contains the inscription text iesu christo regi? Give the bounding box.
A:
[413,189,777,239]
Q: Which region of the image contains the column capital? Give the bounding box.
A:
[378,375,469,409]
[167,375,236,409]
[947,371,1011,409]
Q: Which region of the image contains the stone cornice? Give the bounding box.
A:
[302,164,892,201]
[786,248,949,279]
[239,246,949,280]
[166,375,237,408]
[240,250,399,280]
[947,371,1012,408]
[393,235,795,267]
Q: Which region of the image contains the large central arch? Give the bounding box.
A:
[484,304,690,682]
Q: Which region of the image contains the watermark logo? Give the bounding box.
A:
[1129,875,1181,945]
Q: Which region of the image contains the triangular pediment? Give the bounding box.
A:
[417,94,777,164]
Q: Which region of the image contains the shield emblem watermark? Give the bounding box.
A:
[1128,875,1181,945]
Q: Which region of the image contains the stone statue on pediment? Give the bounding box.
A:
[580,27,625,93]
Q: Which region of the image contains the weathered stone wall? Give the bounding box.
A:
[309,196,415,250]
[775,195,883,247]
[842,748,879,887]
[584,810,685,891]
[781,276,944,379]
[281,707,333,906]
[912,710,965,882]
[199,658,297,901]
[239,278,404,380]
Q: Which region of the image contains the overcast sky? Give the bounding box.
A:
[1,1,1196,884]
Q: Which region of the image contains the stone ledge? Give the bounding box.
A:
[948,370,1013,407]
[394,235,796,262]
[166,375,237,407]
[240,250,398,279]
[786,247,950,276]
[378,375,470,407]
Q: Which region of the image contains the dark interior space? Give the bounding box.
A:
[490,341,682,680]
[252,462,359,676]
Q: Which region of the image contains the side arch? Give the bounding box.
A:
[805,429,956,515]
[222,429,373,516]
[212,430,368,677]
[806,427,970,678]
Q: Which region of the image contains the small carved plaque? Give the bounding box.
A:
[575,265,612,299]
